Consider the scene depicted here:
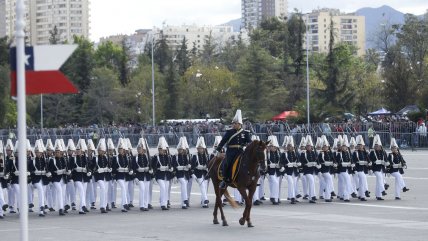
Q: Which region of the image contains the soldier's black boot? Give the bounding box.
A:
[403,187,410,192]
[82,206,89,212]
[39,207,45,217]
[365,190,370,198]
[59,209,65,216]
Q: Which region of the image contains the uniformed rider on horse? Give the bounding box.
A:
[214,109,252,189]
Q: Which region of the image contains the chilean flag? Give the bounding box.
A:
[10,45,79,96]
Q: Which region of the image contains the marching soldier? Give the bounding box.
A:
[299,136,318,203]
[65,139,77,211]
[192,136,210,208]
[317,136,335,202]
[44,139,56,212]
[352,135,370,201]
[172,137,191,209]
[315,137,326,200]
[106,138,117,210]
[152,137,172,210]
[387,138,410,200]
[369,135,388,200]
[47,140,67,215]
[214,109,251,189]
[252,135,266,203]
[266,135,281,205]
[296,136,308,200]
[112,139,131,212]
[280,136,299,204]
[0,141,8,218]
[349,137,359,199]
[336,136,353,202]
[28,140,47,216]
[69,139,90,214]
[86,139,98,210]
[132,138,153,211]
[91,138,110,213]
[125,138,135,208]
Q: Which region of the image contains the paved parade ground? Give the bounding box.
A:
[1,150,427,241]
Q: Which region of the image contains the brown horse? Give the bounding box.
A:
[208,140,269,227]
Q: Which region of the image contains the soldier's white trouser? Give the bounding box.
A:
[0,187,6,216]
[32,181,45,211]
[278,175,283,200]
[27,183,34,206]
[305,174,315,199]
[61,182,67,208]
[107,180,116,205]
[127,180,134,204]
[53,180,64,210]
[301,174,308,196]
[258,175,265,199]
[322,172,333,200]
[117,179,129,208]
[66,180,76,206]
[197,178,208,204]
[339,172,352,200]
[253,185,260,202]
[96,180,107,209]
[294,175,301,196]
[74,181,87,211]
[8,185,15,208]
[357,172,368,198]
[391,172,406,198]
[138,180,150,208]
[318,173,326,198]
[286,174,296,199]
[45,183,55,208]
[187,176,193,203]
[167,179,172,203]
[352,173,359,194]
[234,188,242,202]
[338,173,344,198]
[268,175,280,201]
[11,184,20,210]
[178,178,188,206]
[157,179,169,207]
[374,171,385,198]
[148,179,153,206]
[86,179,96,206]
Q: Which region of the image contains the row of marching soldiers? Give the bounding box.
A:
[258,134,410,205]
[0,135,215,218]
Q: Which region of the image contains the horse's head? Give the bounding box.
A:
[253,139,270,163]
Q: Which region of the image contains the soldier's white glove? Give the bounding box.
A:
[67,170,72,175]
[129,170,134,175]
[333,164,338,168]
[169,167,174,172]
[368,162,372,166]
[385,162,390,167]
[213,150,218,156]
[297,162,301,167]
[279,167,285,172]
[403,164,407,169]
[27,171,31,176]
[149,169,153,174]
[87,172,92,177]
[187,164,191,169]
[108,168,112,173]
[351,164,355,168]
[46,172,52,178]
[4,174,10,180]
[316,165,321,169]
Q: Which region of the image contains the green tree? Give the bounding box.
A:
[49,25,61,44]
[154,33,172,74]
[200,31,217,66]
[175,37,191,76]
[0,36,9,66]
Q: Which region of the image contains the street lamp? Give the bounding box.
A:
[305,13,311,129]
[151,36,155,126]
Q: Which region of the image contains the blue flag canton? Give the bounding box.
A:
[10,46,34,71]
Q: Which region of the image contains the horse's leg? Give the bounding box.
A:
[238,187,251,226]
[246,183,257,228]
[212,180,220,225]
[219,188,228,226]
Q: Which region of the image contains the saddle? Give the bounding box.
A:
[218,155,242,188]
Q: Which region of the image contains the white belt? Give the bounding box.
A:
[159,166,168,172]
[97,168,108,173]
[118,167,128,173]
[34,170,46,175]
[176,166,185,171]
[375,160,384,165]
[358,161,368,166]
[74,167,87,173]
[137,167,149,172]
[324,161,333,166]
[269,163,278,169]
[393,164,402,168]
[307,162,317,167]
[341,162,351,167]
[14,171,20,176]
[196,165,207,170]
[56,169,65,175]
[287,163,294,168]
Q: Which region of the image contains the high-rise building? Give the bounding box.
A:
[303,8,365,56]
[241,0,288,29]
[0,0,90,45]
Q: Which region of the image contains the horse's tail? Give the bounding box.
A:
[223,189,239,209]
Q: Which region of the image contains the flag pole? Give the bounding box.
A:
[15,0,29,241]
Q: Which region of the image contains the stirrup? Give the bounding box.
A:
[219,181,227,189]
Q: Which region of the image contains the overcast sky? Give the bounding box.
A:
[90,0,427,41]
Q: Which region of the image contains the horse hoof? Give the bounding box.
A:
[213,220,219,225]
[222,221,228,226]
[239,218,245,226]
[247,223,254,228]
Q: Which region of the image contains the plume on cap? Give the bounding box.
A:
[54,139,63,151]
[196,136,207,149]
[390,138,398,149]
[117,138,126,149]
[5,139,14,151]
[87,139,96,151]
[282,136,289,147]
[176,137,186,150]
[67,139,76,151]
[34,140,44,152]
[231,109,243,124]
[349,137,357,147]
[315,137,322,149]
[341,135,350,147]
[251,135,260,141]
[59,139,66,152]
[46,139,54,151]
[125,138,133,151]
[299,136,306,148]
[26,139,32,151]
[322,135,330,147]
[107,138,115,150]
[305,135,314,146]
[373,134,382,148]
[332,138,338,149]
[0,140,3,154]
[356,135,365,146]
[267,135,279,148]
[137,138,147,150]
[287,136,295,147]
[97,138,107,151]
[157,136,169,150]
[76,139,88,151]
[213,136,222,148]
